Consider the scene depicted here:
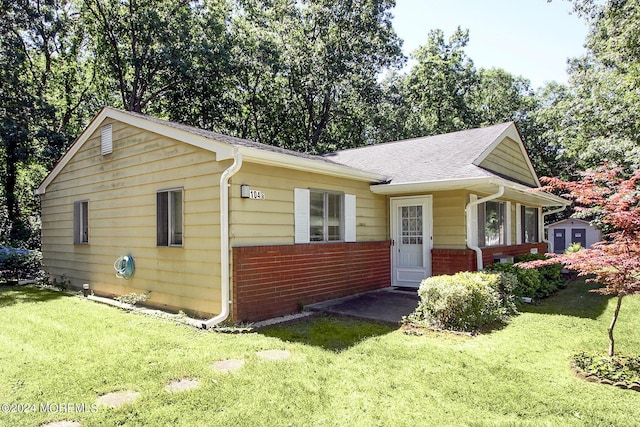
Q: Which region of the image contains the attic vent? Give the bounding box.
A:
[101,124,113,155]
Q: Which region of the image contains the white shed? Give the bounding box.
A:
[546,218,602,254]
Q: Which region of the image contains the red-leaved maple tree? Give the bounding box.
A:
[523,165,640,357]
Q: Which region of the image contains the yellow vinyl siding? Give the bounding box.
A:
[40,120,228,317]
[386,190,468,249]
[432,190,467,249]
[229,162,388,246]
[479,137,537,186]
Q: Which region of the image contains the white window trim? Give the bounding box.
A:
[157,188,184,247]
[73,200,89,245]
[520,205,541,244]
[294,188,356,244]
[505,201,512,246]
[477,199,507,248]
[516,203,522,244]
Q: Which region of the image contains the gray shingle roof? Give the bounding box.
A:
[118,109,339,165]
[323,123,515,183]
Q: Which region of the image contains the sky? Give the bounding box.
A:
[391,0,590,89]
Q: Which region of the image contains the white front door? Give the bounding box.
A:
[391,196,433,288]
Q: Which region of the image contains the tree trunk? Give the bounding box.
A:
[4,131,19,233]
[608,294,624,357]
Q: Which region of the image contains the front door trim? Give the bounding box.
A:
[390,196,433,288]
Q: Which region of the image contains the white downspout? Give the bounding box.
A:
[541,205,567,250]
[186,149,242,329]
[465,185,505,271]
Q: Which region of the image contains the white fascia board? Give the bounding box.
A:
[371,176,569,207]
[36,107,237,195]
[239,147,389,183]
[103,108,236,159]
[370,177,494,194]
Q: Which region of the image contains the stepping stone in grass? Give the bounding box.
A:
[256,349,291,361]
[211,359,245,373]
[164,378,200,393]
[40,422,81,427]
[95,390,141,408]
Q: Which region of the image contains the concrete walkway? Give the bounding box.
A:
[305,288,420,324]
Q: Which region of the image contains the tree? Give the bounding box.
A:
[552,0,640,172]
[225,0,403,153]
[81,0,223,113]
[523,165,640,356]
[404,27,478,136]
[524,82,574,179]
[1,0,92,245]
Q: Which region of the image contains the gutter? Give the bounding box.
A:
[465,185,505,271]
[185,148,242,329]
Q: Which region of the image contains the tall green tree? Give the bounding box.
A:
[554,0,640,172]
[0,4,34,241]
[471,68,535,126]
[81,0,226,113]
[404,27,478,135]
[525,82,574,178]
[226,0,403,153]
[1,0,93,245]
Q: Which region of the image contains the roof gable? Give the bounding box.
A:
[473,125,539,187]
[326,122,540,186]
[36,107,386,194]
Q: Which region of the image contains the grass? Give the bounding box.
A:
[0,279,639,426]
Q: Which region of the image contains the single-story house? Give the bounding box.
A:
[36,107,569,325]
[546,218,602,254]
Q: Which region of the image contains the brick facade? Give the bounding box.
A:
[232,241,391,322]
[432,242,549,276]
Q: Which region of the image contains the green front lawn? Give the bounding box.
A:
[0,280,639,426]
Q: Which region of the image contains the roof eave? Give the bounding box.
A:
[370,176,570,207]
[36,107,237,195]
[239,147,388,183]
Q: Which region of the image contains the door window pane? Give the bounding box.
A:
[400,205,423,245]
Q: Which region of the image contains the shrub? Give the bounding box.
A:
[515,253,565,294]
[0,246,44,283]
[409,272,517,332]
[572,351,640,384]
[485,262,542,299]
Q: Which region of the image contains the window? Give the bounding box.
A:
[294,188,356,243]
[478,200,506,247]
[310,190,343,242]
[522,206,539,243]
[157,189,183,246]
[73,200,89,244]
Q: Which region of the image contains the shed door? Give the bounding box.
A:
[391,196,433,288]
[553,229,566,254]
[571,228,587,249]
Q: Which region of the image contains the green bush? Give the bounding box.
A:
[484,262,542,299]
[0,247,43,283]
[515,253,566,295]
[409,272,517,332]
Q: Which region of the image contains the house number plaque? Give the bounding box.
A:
[249,190,266,200]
